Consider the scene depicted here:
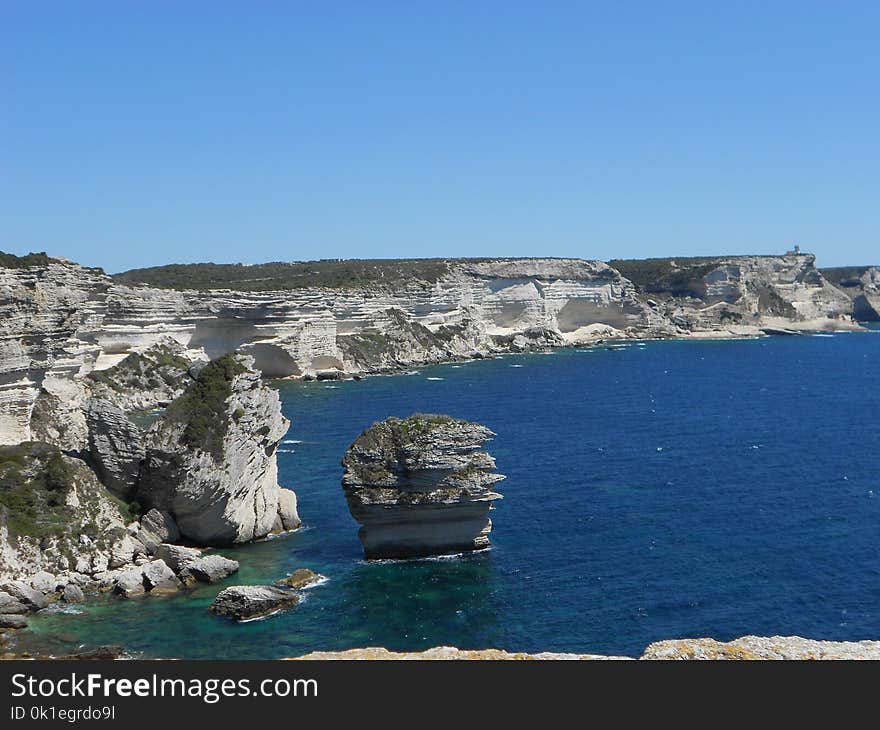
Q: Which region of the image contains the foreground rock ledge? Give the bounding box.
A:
[640,635,880,660]
[341,414,504,559]
[287,636,880,660]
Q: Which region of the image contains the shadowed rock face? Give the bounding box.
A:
[341,415,504,559]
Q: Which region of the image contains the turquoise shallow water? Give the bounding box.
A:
[14,326,880,658]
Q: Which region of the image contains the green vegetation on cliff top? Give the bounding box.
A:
[0,251,54,269]
[113,255,777,293]
[609,257,728,291]
[113,259,502,291]
[163,354,247,460]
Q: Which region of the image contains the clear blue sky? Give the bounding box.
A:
[1,1,877,272]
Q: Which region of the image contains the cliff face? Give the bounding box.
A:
[615,253,857,334]
[341,415,504,559]
[0,259,109,446]
[98,254,865,375]
[822,266,880,322]
[0,252,866,448]
[100,257,670,377]
[138,353,298,545]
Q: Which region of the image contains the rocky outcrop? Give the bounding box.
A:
[137,353,297,545]
[342,414,504,559]
[209,585,300,621]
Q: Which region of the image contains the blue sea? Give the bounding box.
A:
[16,326,880,658]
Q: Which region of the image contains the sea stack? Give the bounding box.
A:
[341,414,504,559]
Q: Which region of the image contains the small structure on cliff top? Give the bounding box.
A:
[341,414,504,559]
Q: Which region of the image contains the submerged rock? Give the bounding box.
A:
[341,414,504,559]
[275,568,324,590]
[209,585,299,621]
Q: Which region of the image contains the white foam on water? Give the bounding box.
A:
[358,547,491,566]
[238,607,294,624]
[282,439,303,444]
[426,377,444,381]
[265,524,308,540]
[509,364,524,368]
[277,448,296,453]
[301,575,330,590]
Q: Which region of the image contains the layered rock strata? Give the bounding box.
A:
[0,251,866,450]
[614,253,859,335]
[823,266,880,322]
[341,415,504,559]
